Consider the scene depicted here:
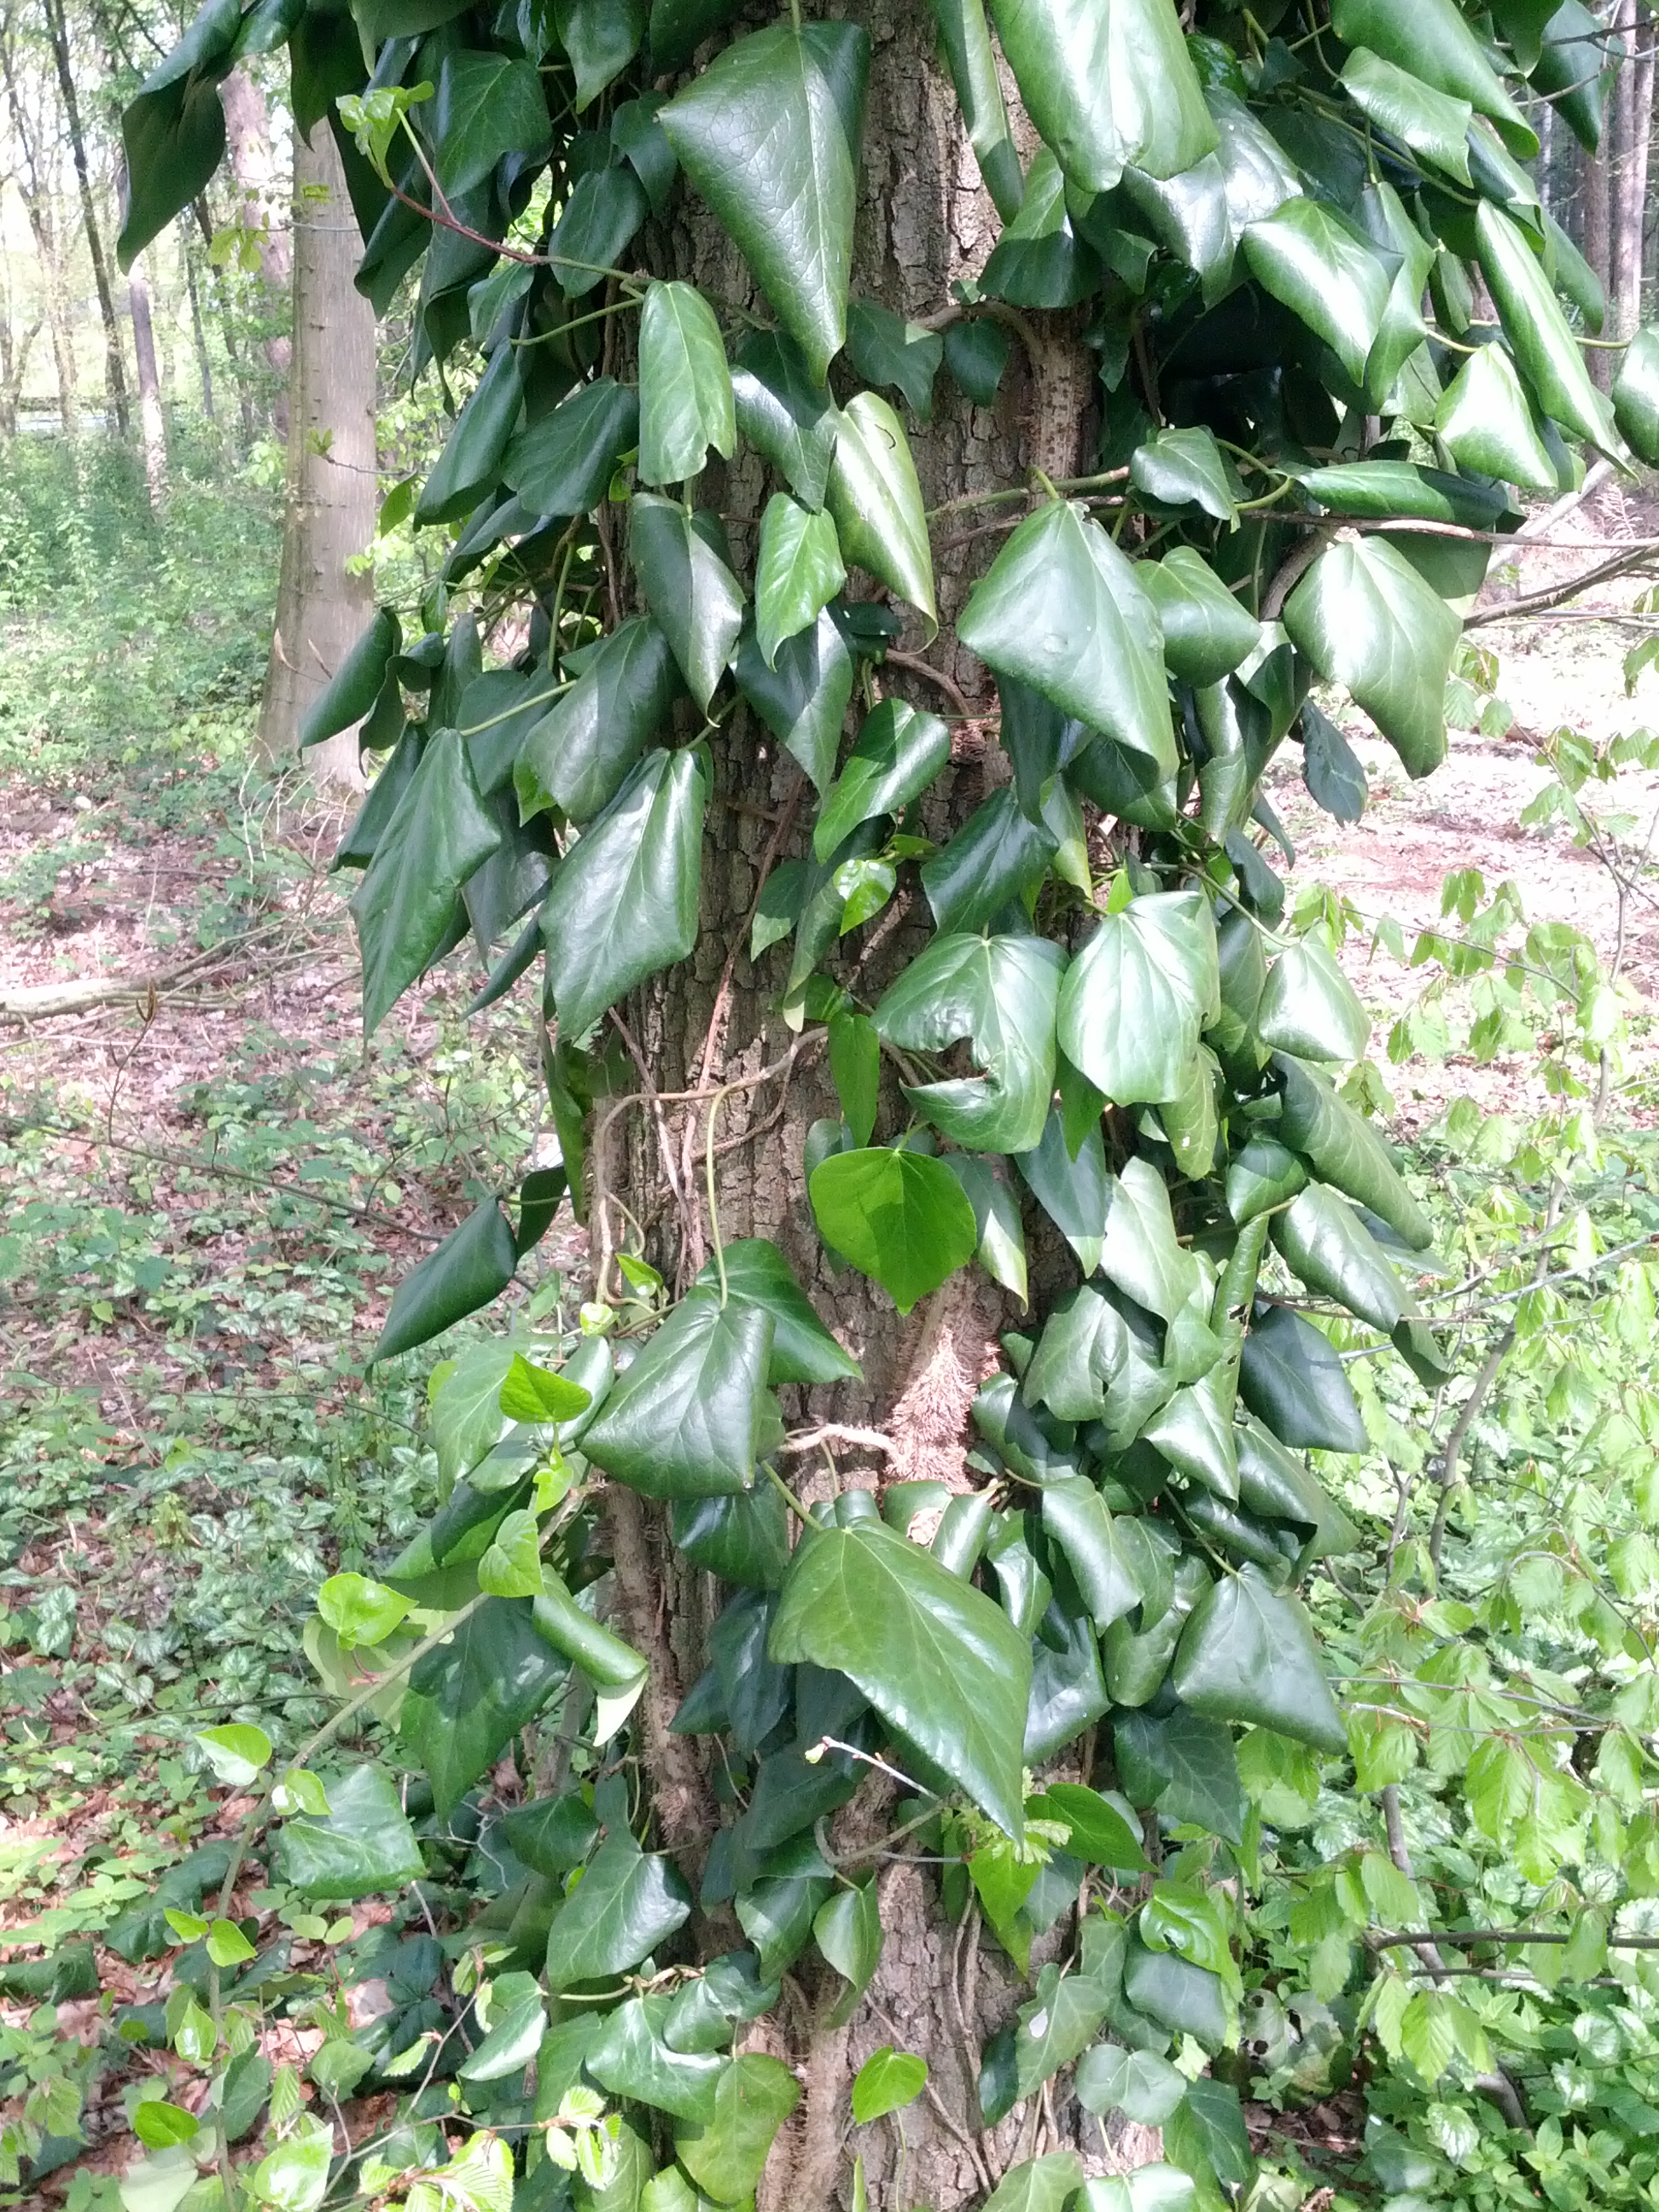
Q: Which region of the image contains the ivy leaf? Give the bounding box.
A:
[981,2153,1086,2212]
[585,1996,726,2120]
[1034,1783,1148,1871]
[1284,535,1460,780]
[1130,424,1240,522]
[1023,1285,1130,1422]
[825,390,938,630]
[301,606,399,750]
[1238,1301,1370,1454]
[1141,547,1262,688]
[631,497,747,711]
[1173,1565,1347,1751]
[1042,1478,1145,1630]
[477,1507,544,1598]
[649,0,740,73]
[693,1237,860,1384]
[813,698,952,859]
[550,165,649,297]
[735,610,855,795]
[946,317,1012,402]
[981,147,1102,309]
[415,340,524,527]
[755,495,847,667]
[556,0,643,108]
[946,1155,1030,1305]
[544,1828,692,1988]
[1613,327,1659,467]
[810,1145,978,1313]
[1015,1106,1109,1276]
[671,1487,793,1590]
[731,329,839,509]
[371,1199,518,1365]
[1340,47,1472,183]
[830,1008,881,1147]
[434,53,550,198]
[639,281,736,488]
[1163,2078,1255,2190]
[1015,1963,1112,2096]
[1272,1184,1406,1333]
[516,616,681,829]
[1242,199,1392,387]
[458,1969,547,2081]
[847,296,945,416]
[813,1880,882,2027]
[1058,890,1219,1106]
[276,1765,426,1901]
[1075,2047,1190,2128]
[921,788,1060,934]
[984,0,1215,190]
[1299,701,1368,824]
[1476,201,1615,451]
[582,1289,773,1497]
[402,1599,568,1815]
[541,748,707,1039]
[117,0,239,267]
[771,1522,1033,1833]
[959,502,1173,771]
[1256,936,1371,1062]
[502,377,640,518]
[1276,1056,1434,1249]
[1435,341,1558,490]
[351,733,502,1034]
[876,934,1064,1155]
[1330,0,1537,157]
[660,21,869,382]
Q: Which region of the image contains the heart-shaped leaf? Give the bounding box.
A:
[1015,1106,1109,1275]
[276,1764,427,1900]
[734,611,855,795]
[515,616,680,828]
[631,497,747,711]
[876,934,1064,1155]
[813,697,951,859]
[1330,0,1536,155]
[985,0,1215,190]
[825,390,937,628]
[544,1828,692,1988]
[1172,1563,1347,1751]
[1130,425,1241,522]
[1299,701,1368,824]
[502,377,640,517]
[1141,547,1262,687]
[731,329,839,508]
[809,1145,978,1313]
[1284,534,1460,779]
[583,1289,773,1496]
[1276,1055,1434,1249]
[1476,201,1613,451]
[1272,1184,1406,1333]
[1059,890,1219,1106]
[1435,341,1558,489]
[638,280,736,487]
[1242,199,1393,387]
[1255,935,1371,1062]
[921,787,1060,934]
[1238,1301,1369,1453]
[1614,326,1659,466]
[434,52,549,197]
[1341,46,1472,182]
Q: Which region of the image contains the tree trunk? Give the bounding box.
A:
[1581,128,1615,386]
[43,0,129,436]
[126,248,167,509]
[219,65,294,434]
[1615,2,1656,336]
[179,216,216,420]
[601,11,1125,2206]
[256,117,374,789]
[194,192,259,450]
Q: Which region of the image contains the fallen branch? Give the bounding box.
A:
[0,923,279,1021]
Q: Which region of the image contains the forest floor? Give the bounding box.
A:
[3,473,1659,2198]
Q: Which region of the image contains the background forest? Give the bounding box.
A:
[5,5,1659,2212]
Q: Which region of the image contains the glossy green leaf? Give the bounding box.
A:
[640,282,736,488]
[1225,1136,1307,1225]
[847,297,945,416]
[502,378,640,517]
[675,2053,800,2202]
[533,1577,648,1702]
[516,618,680,829]
[829,1008,880,1147]
[731,330,839,509]
[876,934,1063,1155]
[959,502,1173,771]
[1043,1478,1144,1630]
[1614,327,1659,467]
[1238,1302,1369,1454]
[1272,1184,1406,1333]
[1142,548,1262,688]
[946,1155,1030,1305]
[825,390,937,629]
[1130,425,1240,522]
[556,0,643,108]
[300,606,399,750]
[372,1199,517,1364]
[1115,1700,1244,1842]
[1164,2078,1255,2191]
[945,317,1013,402]
[351,732,502,1034]
[583,1289,773,1497]
[1075,2046,1189,2128]
[1173,1563,1347,1751]
[982,147,1102,309]
[813,1879,882,2026]
[981,2153,1086,2212]
[503,1791,600,1876]
[1036,1783,1148,1871]
[771,1521,1033,1833]
[923,785,1058,932]
[1144,1358,1240,1500]
[660,22,869,382]
[984,0,1215,190]
[930,0,1023,218]
[1341,46,1472,181]
[1530,0,1607,151]
[755,495,846,667]
[693,1238,859,1385]
[809,1145,977,1313]
[1242,199,1392,387]
[1121,1942,1229,2048]
[118,0,238,268]
[318,1575,410,1650]
[1070,733,1179,831]
[1015,1106,1109,1275]
[550,164,649,298]
[1256,936,1371,1062]
[276,1765,425,1901]
[1295,461,1510,531]
[541,748,707,1039]
[544,1828,692,1989]
[850,2044,928,2122]
[735,610,854,795]
[649,0,740,71]
[1014,1961,1112,2096]
[1283,534,1460,780]
[434,53,549,197]
[1059,890,1219,1106]
[631,498,747,711]
[1299,701,1369,824]
[1476,201,1613,451]
[586,1996,727,2120]
[671,1487,793,1589]
[813,698,951,859]
[404,1598,568,1814]
[250,2117,334,2212]
[1435,341,1563,491]
[1023,1286,1129,1422]
[415,343,524,527]
[1276,1054,1435,1249]
[1330,0,1536,154]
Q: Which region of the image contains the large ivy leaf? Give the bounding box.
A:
[631,498,747,711]
[1241,199,1392,387]
[351,734,502,1033]
[771,1521,1033,1833]
[694,1237,859,1383]
[502,378,640,517]
[755,495,846,667]
[734,611,854,795]
[1237,1302,1369,1454]
[813,698,952,859]
[515,617,680,828]
[586,1997,726,2121]
[1255,936,1371,1062]
[557,0,644,108]
[1276,1055,1434,1249]
[639,281,736,487]
[1115,1702,1244,1842]
[1476,201,1614,451]
[731,330,839,509]
[301,606,399,750]
[544,1829,692,1988]
[1330,0,1536,155]
[825,390,937,628]
[981,147,1102,309]
[959,503,1173,770]
[1614,327,1659,467]
[659,21,869,382]
[434,53,550,197]
[1043,1479,1145,1631]
[1435,342,1557,490]
[1272,1184,1406,1333]
[582,1290,773,1496]
[675,2053,800,2203]
[117,0,240,266]
[541,748,706,1039]
[921,788,1060,934]
[276,1765,425,1901]
[1130,425,1240,522]
[1099,1158,1204,1324]
[402,1600,568,1815]
[1141,548,1261,687]
[1015,1106,1109,1275]
[1283,535,1460,779]
[415,341,524,527]
[810,1146,978,1313]
[1531,0,1607,150]
[982,2153,1086,2212]
[1058,890,1219,1106]
[671,1487,793,1589]
[1341,46,1472,182]
[372,1199,518,1365]
[1023,1286,1129,1422]
[550,164,649,298]
[876,934,1063,1155]
[985,0,1215,190]
[1173,1564,1347,1751]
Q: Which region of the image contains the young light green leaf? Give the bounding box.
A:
[809,1145,978,1313]
[195,1723,273,1787]
[850,2044,928,2123]
[317,1574,410,1650]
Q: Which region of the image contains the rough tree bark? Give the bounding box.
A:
[256,117,375,788]
[597,9,1142,2205]
[1581,123,1614,387]
[43,0,128,435]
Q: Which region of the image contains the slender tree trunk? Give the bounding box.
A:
[1582,128,1615,385]
[1615,3,1656,335]
[194,193,258,450]
[256,118,374,789]
[43,0,129,435]
[219,66,294,435]
[126,247,166,508]
[1539,98,1555,218]
[179,218,215,421]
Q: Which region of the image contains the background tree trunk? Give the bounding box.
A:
[1581,127,1614,387]
[1613,1,1655,337]
[256,118,374,789]
[126,247,166,509]
[44,0,128,435]
[220,66,294,435]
